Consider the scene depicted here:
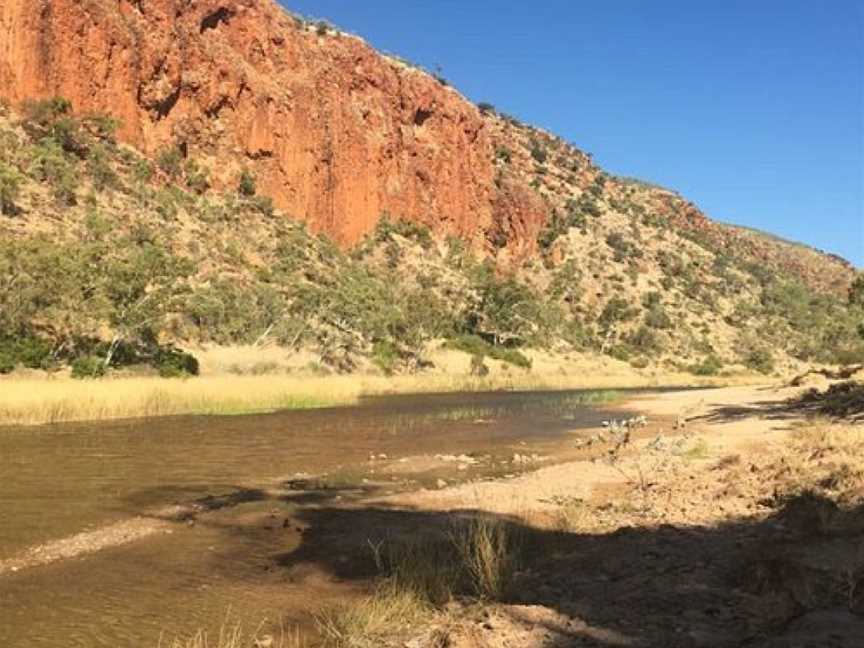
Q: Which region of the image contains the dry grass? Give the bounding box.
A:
[0,355,753,427]
[315,585,430,647]
[317,515,522,646]
[159,619,305,648]
[450,516,522,600]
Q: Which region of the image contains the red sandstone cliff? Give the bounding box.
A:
[0,0,547,246]
[0,0,854,293]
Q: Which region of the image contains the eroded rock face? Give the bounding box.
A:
[0,0,524,247]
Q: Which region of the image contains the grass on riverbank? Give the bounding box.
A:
[317,516,522,646]
[0,368,756,427]
[159,620,305,648]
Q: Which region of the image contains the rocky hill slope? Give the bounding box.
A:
[0,0,860,378]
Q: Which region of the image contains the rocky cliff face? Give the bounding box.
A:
[0,0,854,292]
[0,0,517,246]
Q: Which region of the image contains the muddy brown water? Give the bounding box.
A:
[0,388,654,647]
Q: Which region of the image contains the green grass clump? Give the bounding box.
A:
[70,356,106,379]
[689,355,723,376]
[444,334,531,369]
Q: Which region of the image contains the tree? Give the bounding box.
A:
[849,274,864,308]
[100,241,193,366]
[0,162,22,214]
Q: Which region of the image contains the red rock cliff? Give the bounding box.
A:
[0,0,548,246]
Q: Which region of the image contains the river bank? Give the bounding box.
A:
[0,346,764,427]
[3,380,860,647]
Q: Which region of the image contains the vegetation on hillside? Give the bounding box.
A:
[0,98,861,379]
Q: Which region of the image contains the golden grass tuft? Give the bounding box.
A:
[317,516,522,646]
[450,516,521,600]
[0,348,758,427]
[159,619,305,648]
[315,585,429,647]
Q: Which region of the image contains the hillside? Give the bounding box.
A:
[0,0,861,379]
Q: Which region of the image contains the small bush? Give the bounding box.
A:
[470,353,489,377]
[744,348,775,374]
[477,102,496,115]
[0,162,23,215]
[156,146,184,179]
[645,306,672,329]
[445,334,531,369]
[238,168,256,196]
[371,340,400,375]
[71,356,106,379]
[155,348,199,378]
[0,352,15,374]
[529,140,547,164]
[689,355,723,376]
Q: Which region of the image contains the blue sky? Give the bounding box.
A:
[283,1,864,266]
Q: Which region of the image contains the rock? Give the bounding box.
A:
[436,479,447,489]
[0,0,546,252]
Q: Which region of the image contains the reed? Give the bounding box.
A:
[0,367,746,427]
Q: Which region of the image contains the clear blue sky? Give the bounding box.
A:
[283,0,864,266]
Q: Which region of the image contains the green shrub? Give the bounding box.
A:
[372,340,400,375]
[744,348,774,374]
[87,143,118,192]
[238,168,256,196]
[0,351,15,374]
[444,334,531,369]
[689,355,723,376]
[849,275,864,308]
[477,102,496,114]
[599,297,637,329]
[184,160,210,194]
[156,146,183,179]
[628,325,662,355]
[155,348,199,378]
[28,139,78,205]
[374,216,433,249]
[71,356,106,379]
[645,306,672,329]
[529,140,547,164]
[0,162,22,215]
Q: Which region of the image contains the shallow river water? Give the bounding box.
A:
[0,388,644,647]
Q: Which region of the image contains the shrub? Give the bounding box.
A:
[689,355,723,376]
[529,140,547,164]
[28,139,78,205]
[155,348,199,378]
[156,146,183,178]
[372,340,400,375]
[0,162,22,215]
[477,102,496,114]
[628,325,663,355]
[87,143,118,192]
[495,147,512,164]
[71,356,106,379]
[238,168,256,196]
[645,306,672,329]
[470,353,490,376]
[599,297,637,329]
[373,216,433,249]
[849,275,864,308]
[184,160,210,194]
[445,334,531,369]
[744,348,775,374]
